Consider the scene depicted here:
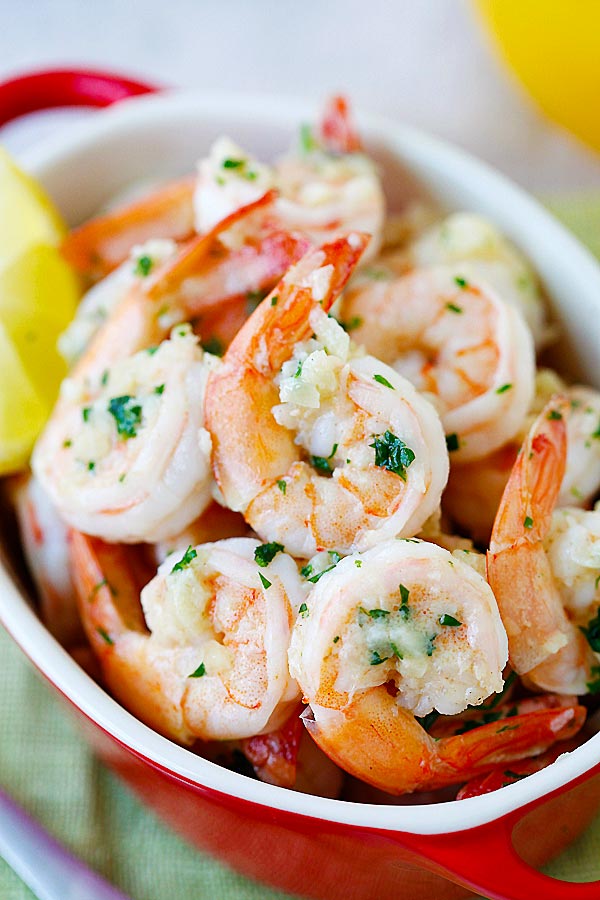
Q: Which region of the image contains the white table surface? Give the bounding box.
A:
[2,0,600,191]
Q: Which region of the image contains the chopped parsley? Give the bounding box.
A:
[586,665,600,694]
[592,420,600,440]
[339,316,363,332]
[222,158,245,169]
[439,614,462,627]
[258,572,272,589]
[96,627,114,646]
[399,584,410,620]
[154,384,165,395]
[298,602,309,618]
[304,551,341,583]
[299,123,318,154]
[271,295,279,307]
[373,374,394,390]
[581,609,600,652]
[367,608,390,619]
[416,711,440,732]
[87,461,96,472]
[523,516,534,530]
[454,276,469,289]
[188,662,206,678]
[100,369,109,387]
[354,559,362,568]
[390,641,402,659]
[496,724,520,734]
[135,254,153,277]
[425,634,437,657]
[108,395,143,440]
[496,383,512,394]
[547,409,563,420]
[89,578,114,602]
[333,635,340,644]
[201,337,224,357]
[246,289,267,313]
[254,541,284,567]
[277,479,287,495]
[445,433,460,452]
[146,346,159,356]
[446,302,463,314]
[595,574,600,590]
[63,439,72,448]
[310,443,338,474]
[82,406,91,423]
[221,157,257,180]
[170,545,197,574]
[370,431,415,481]
[370,650,390,666]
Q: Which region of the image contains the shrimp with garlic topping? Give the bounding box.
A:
[289,539,583,794]
[33,326,219,543]
[339,263,535,462]
[206,234,449,557]
[70,534,305,743]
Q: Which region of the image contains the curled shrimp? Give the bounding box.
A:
[62,176,196,282]
[10,473,81,646]
[487,396,599,692]
[194,97,385,262]
[33,326,219,544]
[389,211,554,350]
[339,263,535,461]
[206,234,449,557]
[70,533,305,743]
[289,539,583,794]
[443,374,600,543]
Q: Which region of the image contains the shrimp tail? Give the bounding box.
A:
[319,95,362,154]
[487,396,573,674]
[302,686,585,795]
[240,703,304,788]
[62,176,196,281]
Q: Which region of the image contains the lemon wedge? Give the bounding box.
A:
[0,146,65,269]
[0,148,80,474]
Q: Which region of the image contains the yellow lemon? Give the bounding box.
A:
[475,1,600,153]
[0,149,80,473]
[0,146,65,268]
[0,322,50,475]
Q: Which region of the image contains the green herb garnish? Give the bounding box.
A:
[370,650,390,666]
[135,254,153,277]
[188,662,206,678]
[367,608,390,619]
[547,409,563,420]
[582,610,600,652]
[446,302,463,314]
[370,431,415,481]
[445,433,460,452]
[96,627,114,646]
[439,614,462,627]
[170,545,197,574]
[254,542,284,567]
[299,602,309,618]
[496,383,512,394]
[108,395,143,439]
[259,572,272,589]
[373,374,394,390]
[454,276,468,289]
[201,337,224,357]
[277,480,287,495]
[310,443,338,474]
[523,516,534,529]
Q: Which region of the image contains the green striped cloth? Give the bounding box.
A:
[2,196,600,900]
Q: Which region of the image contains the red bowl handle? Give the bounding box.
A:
[400,765,600,900]
[0,67,160,127]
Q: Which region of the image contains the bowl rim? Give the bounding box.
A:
[3,88,600,836]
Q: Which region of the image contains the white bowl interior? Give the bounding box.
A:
[3,90,600,836]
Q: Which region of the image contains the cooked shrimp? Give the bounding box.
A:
[70,533,305,743]
[194,98,385,262]
[340,263,535,461]
[61,176,196,282]
[487,396,599,692]
[445,376,600,543]
[289,539,583,794]
[10,473,81,646]
[33,326,219,543]
[206,234,449,557]
[58,238,177,367]
[391,211,554,349]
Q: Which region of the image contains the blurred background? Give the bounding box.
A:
[2,0,600,190]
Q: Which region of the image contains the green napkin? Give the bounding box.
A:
[2,196,600,900]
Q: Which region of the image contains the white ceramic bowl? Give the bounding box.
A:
[2,89,600,900]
